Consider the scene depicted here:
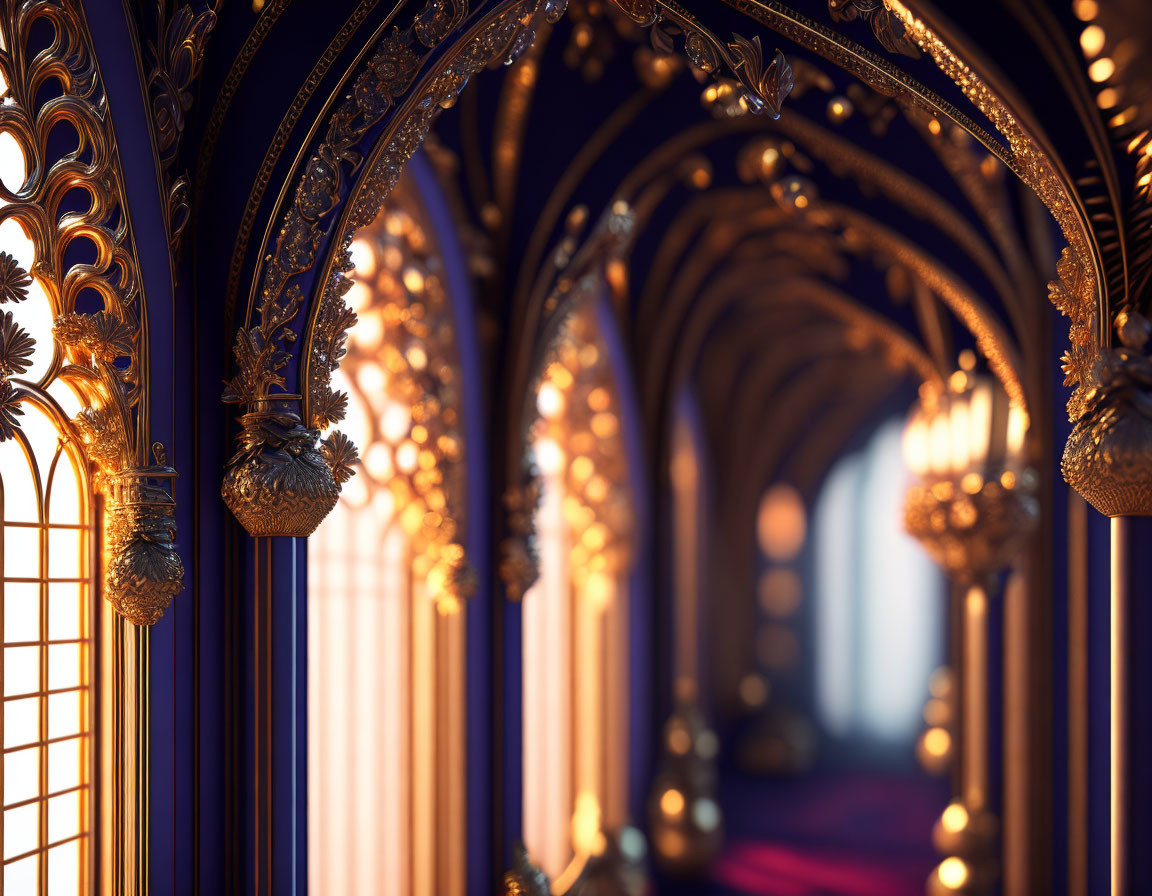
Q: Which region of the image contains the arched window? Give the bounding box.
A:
[522,299,635,890]
[813,419,945,744]
[0,134,98,892]
[307,172,472,896]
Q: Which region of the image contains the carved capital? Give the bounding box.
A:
[1062,311,1152,516]
[221,399,347,537]
[106,444,185,626]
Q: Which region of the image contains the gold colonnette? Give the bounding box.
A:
[904,369,1036,896]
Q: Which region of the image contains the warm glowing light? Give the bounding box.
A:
[570,791,605,856]
[396,440,419,473]
[941,801,969,833]
[929,412,951,476]
[584,571,613,611]
[967,381,993,468]
[924,726,951,756]
[350,238,376,277]
[660,788,685,818]
[1088,57,1115,81]
[949,398,970,472]
[903,415,929,476]
[756,484,806,561]
[826,96,853,122]
[1097,86,1121,109]
[381,400,410,443]
[1080,25,1106,57]
[1074,0,1099,20]
[310,176,469,896]
[1006,404,1029,458]
[938,857,970,889]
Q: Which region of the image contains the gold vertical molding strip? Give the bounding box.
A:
[1110,517,1127,896]
[1003,570,1029,895]
[1068,493,1089,896]
[963,585,988,811]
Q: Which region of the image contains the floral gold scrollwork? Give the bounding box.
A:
[0,0,182,624]
[1062,311,1152,517]
[878,1,1101,420]
[629,1,793,119]
[228,0,567,534]
[136,0,218,254]
[828,0,918,58]
[0,269,33,440]
[105,443,184,626]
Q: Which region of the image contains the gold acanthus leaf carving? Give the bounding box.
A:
[828,0,918,58]
[629,2,794,120]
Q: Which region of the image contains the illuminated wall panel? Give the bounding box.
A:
[308,179,469,896]
[522,301,635,890]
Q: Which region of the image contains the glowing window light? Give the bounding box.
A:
[0,119,91,895]
[814,420,944,741]
[523,301,635,886]
[308,174,468,896]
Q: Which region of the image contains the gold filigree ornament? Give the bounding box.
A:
[225,0,566,535]
[1062,311,1152,517]
[617,1,793,120]
[0,0,184,625]
[220,395,347,537]
[105,444,184,625]
[904,474,1039,583]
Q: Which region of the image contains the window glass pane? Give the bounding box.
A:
[5,697,38,749]
[47,838,81,892]
[5,581,39,642]
[4,747,39,805]
[1,394,92,890]
[4,803,38,860]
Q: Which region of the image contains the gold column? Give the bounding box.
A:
[1110,518,1126,896]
